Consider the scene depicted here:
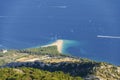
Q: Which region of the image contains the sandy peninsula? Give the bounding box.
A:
[41,40,64,53]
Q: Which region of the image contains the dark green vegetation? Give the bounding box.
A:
[3,61,120,80]
[0,67,82,80]
[3,61,99,77]
[18,46,60,55]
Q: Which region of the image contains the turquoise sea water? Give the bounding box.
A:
[61,40,79,53]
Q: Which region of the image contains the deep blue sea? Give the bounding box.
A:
[0,0,120,65]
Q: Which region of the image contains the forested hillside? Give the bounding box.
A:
[0,67,82,80]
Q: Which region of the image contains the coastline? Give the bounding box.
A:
[41,39,79,53]
[41,40,64,53]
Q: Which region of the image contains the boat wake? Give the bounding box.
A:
[97,35,120,39]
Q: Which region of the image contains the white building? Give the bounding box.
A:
[0,49,8,53]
